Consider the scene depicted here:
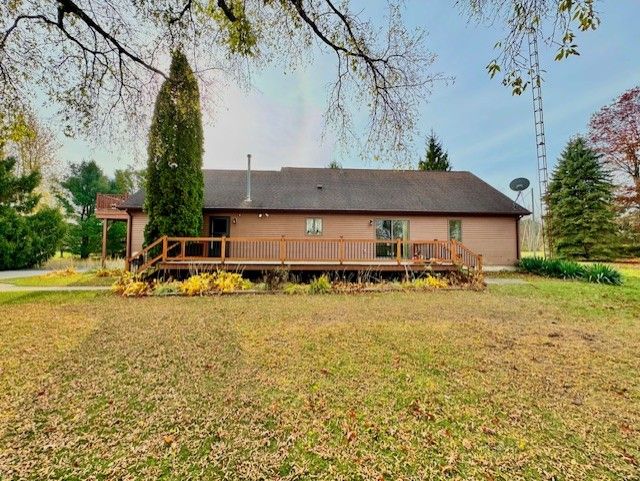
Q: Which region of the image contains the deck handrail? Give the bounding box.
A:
[128,236,482,275]
[126,235,167,273]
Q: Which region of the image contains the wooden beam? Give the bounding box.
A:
[101,219,108,268]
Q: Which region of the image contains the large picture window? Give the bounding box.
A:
[375,219,409,258]
[449,220,462,241]
[305,218,323,236]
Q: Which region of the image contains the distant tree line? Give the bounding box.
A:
[0,112,144,269]
[56,161,144,259]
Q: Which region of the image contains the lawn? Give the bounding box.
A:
[0,273,638,479]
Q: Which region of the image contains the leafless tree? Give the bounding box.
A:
[1,0,443,163]
[5,111,60,177]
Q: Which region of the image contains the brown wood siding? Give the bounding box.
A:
[129,211,518,265]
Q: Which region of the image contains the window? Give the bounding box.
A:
[449,220,462,241]
[375,219,409,257]
[305,218,323,235]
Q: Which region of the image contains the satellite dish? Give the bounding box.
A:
[509,177,530,192]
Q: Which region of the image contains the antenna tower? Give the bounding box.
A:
[527,27,550,256]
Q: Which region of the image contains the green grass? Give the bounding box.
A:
[2,271,116,287]
[0,273,638,480]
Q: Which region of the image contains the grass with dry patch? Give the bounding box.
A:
[0,272,638,479]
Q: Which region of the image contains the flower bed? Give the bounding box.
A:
[112,270,484,297]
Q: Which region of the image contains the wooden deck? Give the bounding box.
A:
[127,236,483,275]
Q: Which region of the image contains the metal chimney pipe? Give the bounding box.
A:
[246,154,252,201]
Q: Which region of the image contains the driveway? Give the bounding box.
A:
[0,270,52,280]
[0,268,93,280]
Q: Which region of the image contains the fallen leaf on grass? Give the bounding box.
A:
[622,450,638,466]
[408,400,435,420]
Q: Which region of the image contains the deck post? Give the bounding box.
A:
[101,219,108,268]
[221,236,226,265]
[396,238,401,264]
[338,236,344,264]
[477,254,483,273]
[279,236,286,265]
[180,240,186,260]
[162,236,168,262]
[450,239,459,264]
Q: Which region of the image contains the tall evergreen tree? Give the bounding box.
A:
[0,156,65,269]
[547,137,618,259]
[144,50,204,243]
[418,131,451,171]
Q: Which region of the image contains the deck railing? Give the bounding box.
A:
[127,236,483,275]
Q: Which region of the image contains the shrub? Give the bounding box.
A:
[519,256,586,279]
[211,271,252,292]
[263,268,289,290]
[122,281,150,297]
[0,205,66,270]
[542,258,586,279]
[409,275,449,289]
[283,283,310,295]
[152,281,182,296]
[518,256,622,285]
[179,271,252,296]
[583,264,623,285]
[111,271,136,295]
[518,256,547,275]
[308,274,332,294]
[95,268,123,277]
[179,273,214,296]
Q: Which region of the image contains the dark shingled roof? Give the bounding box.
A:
[121,167,529,216]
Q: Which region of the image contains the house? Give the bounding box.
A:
[98,166,529,273]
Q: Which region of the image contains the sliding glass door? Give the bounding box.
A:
[375,220,409,258]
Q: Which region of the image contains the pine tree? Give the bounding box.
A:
[546,137,618,259]
[0,156,65,269]
[418,131,451,171]
[144,50,204,243]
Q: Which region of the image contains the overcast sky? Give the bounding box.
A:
[57,1,639,210]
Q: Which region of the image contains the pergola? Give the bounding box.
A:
[95,193,129,267]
